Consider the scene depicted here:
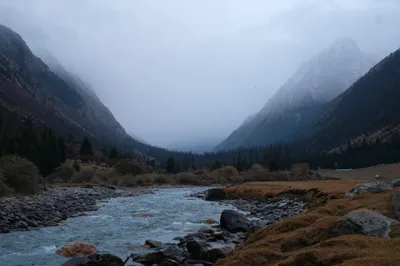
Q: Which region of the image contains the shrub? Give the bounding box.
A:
[114,159,150,176]
[72,161,81,172]
[176,172,200,185]
[213,166,239,179]
[0,174,14,196]
[153,174,169,184]
[116,175,136,187]
[46,164,77,183]
[0,155,41,194]
[249,164,265,172]
[68,169,95,183]
[291,163,311,176]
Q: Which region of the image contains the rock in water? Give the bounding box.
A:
[220,210,250,233]
[145,239,163,248]
[56,241,96,257]
[347,178,392,196]
[205,188,225,201]
[61,253,124,266]
[332,209,399,238]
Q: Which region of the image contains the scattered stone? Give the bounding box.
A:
[202,218,217,225]
[207,246,234,263]
[331,209,399,238]
[347,177,392,196]
[220,210,251,233]
[145,239,163,248]
[186,239,211,260]
[0,186,148,234]
[205,188,225,201]
[61,253,124,266]
[56,241,97,257]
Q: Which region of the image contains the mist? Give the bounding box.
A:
[1,0,400,149]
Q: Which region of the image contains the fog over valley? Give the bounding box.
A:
[1,0,400,151]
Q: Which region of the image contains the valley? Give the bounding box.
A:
[1,2,400,266]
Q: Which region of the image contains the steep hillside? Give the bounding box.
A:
[309,48,400,150]
[0,25,145,154]
[215,38,374,150]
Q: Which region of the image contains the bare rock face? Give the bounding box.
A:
[347,177,392,196]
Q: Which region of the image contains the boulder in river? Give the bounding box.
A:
[145,239,163,248]
[61,253,124,266]
[347,177,392,196]
[220,210,251,233]
[56,241,96,257]
[330,209,399,238]
[205,188,225,201]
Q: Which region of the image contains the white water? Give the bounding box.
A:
[0,187,236,266]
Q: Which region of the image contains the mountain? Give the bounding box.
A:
[0,25,150,156]
[307,47,400,151]
[214,37,375,150]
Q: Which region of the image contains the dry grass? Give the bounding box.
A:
[217,180,399,266]
[224,179,361,200]
[217,178,400,266]
[318,162,400,180]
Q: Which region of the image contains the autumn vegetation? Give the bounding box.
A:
[215,179,400,266]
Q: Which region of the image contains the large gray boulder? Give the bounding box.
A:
[61,253,124,266]
[220,210,251,233]
[331,209,399,238]
[347,178,392,196]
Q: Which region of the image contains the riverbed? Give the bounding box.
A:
[0,187,237,266]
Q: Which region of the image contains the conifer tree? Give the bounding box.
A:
[80,137,93,157]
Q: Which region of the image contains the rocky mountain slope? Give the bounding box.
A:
[0,24,149,156]
[214,38,374,150]
[307,47,400,150]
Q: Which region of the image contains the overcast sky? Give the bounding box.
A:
[1,0,400,148]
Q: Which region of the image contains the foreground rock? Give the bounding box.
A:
[331,209,399,238]
[220,210,251,233]
[347,177,392,196]
[61,253,124,266]
[56,241,96,257]
[205,188,225,201]
[0,186,147,234]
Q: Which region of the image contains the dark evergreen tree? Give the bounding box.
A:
[80,137,93,157]
[166,157,175,173]
[268,159,279,172]
[57,136,67,163]
[109,147,118,159]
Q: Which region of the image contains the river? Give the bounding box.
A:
[0,187,237,266]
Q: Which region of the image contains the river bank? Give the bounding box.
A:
[0,186,149,234]
[119,189,306,266]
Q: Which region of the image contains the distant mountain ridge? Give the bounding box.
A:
[307,47,400,150]
[0,24,152,159]
[214,37,375,150]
